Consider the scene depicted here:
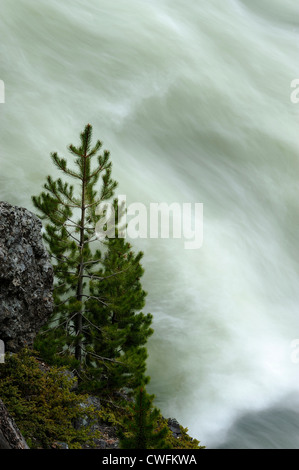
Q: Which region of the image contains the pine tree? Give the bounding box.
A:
[32,125,153,391]
[119,387,170,449]
[84,233,154,393]
[32,124,117,368]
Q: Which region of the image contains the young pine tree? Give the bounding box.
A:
[32,125,153,392]
[32,124,117,368]
[119,387,170,449]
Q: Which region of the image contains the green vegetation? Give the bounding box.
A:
[0,124,205,449]
[0,349,100,449]
[119,387,170,449]
[0,349,204,449]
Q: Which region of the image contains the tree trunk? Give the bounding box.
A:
[75,150,87,365]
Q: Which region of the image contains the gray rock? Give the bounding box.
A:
[76,395,101,429]
[167,418,182,438]
[0,398,29,449]
[0,201,53,352]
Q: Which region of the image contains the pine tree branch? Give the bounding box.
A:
[51,152,82,180]
[83,235,98,245]
[51,253,73,263]
[81,313,104,333]
[39,310,79,333]
[54,270,78,276]
[53,281,72,291]
[89,164,105,179]
[84,197,106,209]
[62,226,80,245]
[81,348,126,365]
[54,296,78,308]
[46,177,80,209]
[83,258,103,266]
[82,268,131,282]
[80,294,108,306]
[54,209,82,229]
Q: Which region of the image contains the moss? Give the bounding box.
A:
[165,423,206,449]
[0,348,101,449]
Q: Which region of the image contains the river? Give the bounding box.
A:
[1,0,299,448]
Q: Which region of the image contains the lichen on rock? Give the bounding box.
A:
[0,201,53,352]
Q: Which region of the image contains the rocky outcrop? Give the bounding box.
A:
[167,418,182,438]
[0,399,29,449]
[0,201,53,352]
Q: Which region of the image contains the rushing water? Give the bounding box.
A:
[2,0,299,449]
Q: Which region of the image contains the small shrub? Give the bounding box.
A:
[0,348,101,449]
